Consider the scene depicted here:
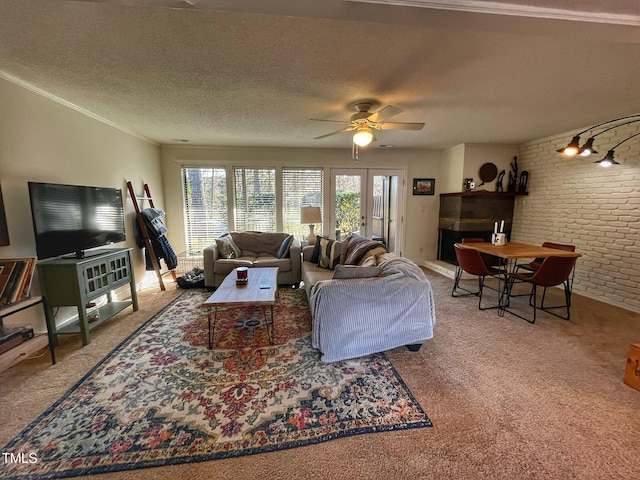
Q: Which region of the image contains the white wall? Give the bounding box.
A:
[160,145,443,263]
[463,144,519,192]
[0,77,163,331]
[439,143,519,193]
[513,122,640,313]
[440,144,465,193]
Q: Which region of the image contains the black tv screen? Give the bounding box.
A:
[28,182,126,259]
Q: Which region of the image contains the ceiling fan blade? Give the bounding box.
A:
[314,126,355,140]
[368,105,402,123]
[310,118,351,125]
[379,122,425,131]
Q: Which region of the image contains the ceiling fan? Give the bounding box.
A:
[311,102,425,148]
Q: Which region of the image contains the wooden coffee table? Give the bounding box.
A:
[202,267,279,349]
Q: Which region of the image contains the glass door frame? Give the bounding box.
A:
[329,168,406,255]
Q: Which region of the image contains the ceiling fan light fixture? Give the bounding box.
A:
[353,127,374,147]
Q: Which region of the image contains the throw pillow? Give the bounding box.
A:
[332,265,382,279]
[357,246,388,266]
[276,234,294,259]
[361,255,377,267]
[317,237,344,270]
[309,235,325,264]
[215,233,241,259]
[343,235,387,265]
[376,252,399,265]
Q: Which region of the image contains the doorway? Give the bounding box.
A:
[329,169,405,255]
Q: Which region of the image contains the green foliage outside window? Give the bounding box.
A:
[335,191,360,238]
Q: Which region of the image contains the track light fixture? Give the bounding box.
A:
[578,118,640,157]
[557,114,640,163]
[593,151,620,168]
[557,135,581,156]
[579,137,597,157]
[592,132,640,167]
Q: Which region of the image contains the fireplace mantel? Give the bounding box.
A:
[437,191,524,263]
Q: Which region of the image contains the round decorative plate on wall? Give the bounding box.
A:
[479,162,498,183]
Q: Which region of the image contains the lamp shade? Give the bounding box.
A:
[579,137,597,157]
[300,206,322,224]
[557,135,581,156]
[594,150,619,168]
[353,127,373,147]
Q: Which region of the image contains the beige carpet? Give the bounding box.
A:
[1,271,639,480]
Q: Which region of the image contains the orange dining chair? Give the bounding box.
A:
[505,255,577,323]
[451,244,502,310]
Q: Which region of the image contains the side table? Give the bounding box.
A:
[0,296,56,373]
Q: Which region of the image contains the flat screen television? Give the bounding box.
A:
[28,182,126,260]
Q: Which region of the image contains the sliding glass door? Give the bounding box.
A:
[330,168,405,255]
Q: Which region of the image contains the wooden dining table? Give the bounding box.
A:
[453,241,581,316]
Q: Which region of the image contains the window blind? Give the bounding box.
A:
[282,168,323,240]
[182,167,228,253]
[233,167,276,232]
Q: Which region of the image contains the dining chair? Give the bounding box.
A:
[451,244,501,310]
[505,255,577,323]
[515,242,576,305]
[461,237,497,267]
[516,242,576,272]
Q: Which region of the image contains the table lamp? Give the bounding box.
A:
[300,206,322,245]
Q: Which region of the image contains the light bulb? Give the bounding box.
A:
[563,146,579,156]
[353,128,373,147]
[580,149,592,157]
[600,159,612,168]
[557,135,581,156]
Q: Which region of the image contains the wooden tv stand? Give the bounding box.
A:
[37,248,138,346]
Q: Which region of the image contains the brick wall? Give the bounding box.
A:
[513,122,640,313]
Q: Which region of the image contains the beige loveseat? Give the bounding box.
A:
[203,231,301,288]
[301,234,436,362]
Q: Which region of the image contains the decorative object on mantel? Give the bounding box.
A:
[518,171,529,193]
[464,178,473,191]
[477,162,498,190]
[496,170,505,193]
[556,113,640,166]
[507,156,518,192]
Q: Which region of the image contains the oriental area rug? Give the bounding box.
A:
[1,288,431,479]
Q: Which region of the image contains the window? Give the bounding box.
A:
[182,167,228,252]
[182,166,324,248]
[282,168,324,240]
[233,168,276,232]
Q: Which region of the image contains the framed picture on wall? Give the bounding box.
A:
[413,178,435,196]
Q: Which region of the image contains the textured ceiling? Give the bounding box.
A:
[0,0,639,149]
